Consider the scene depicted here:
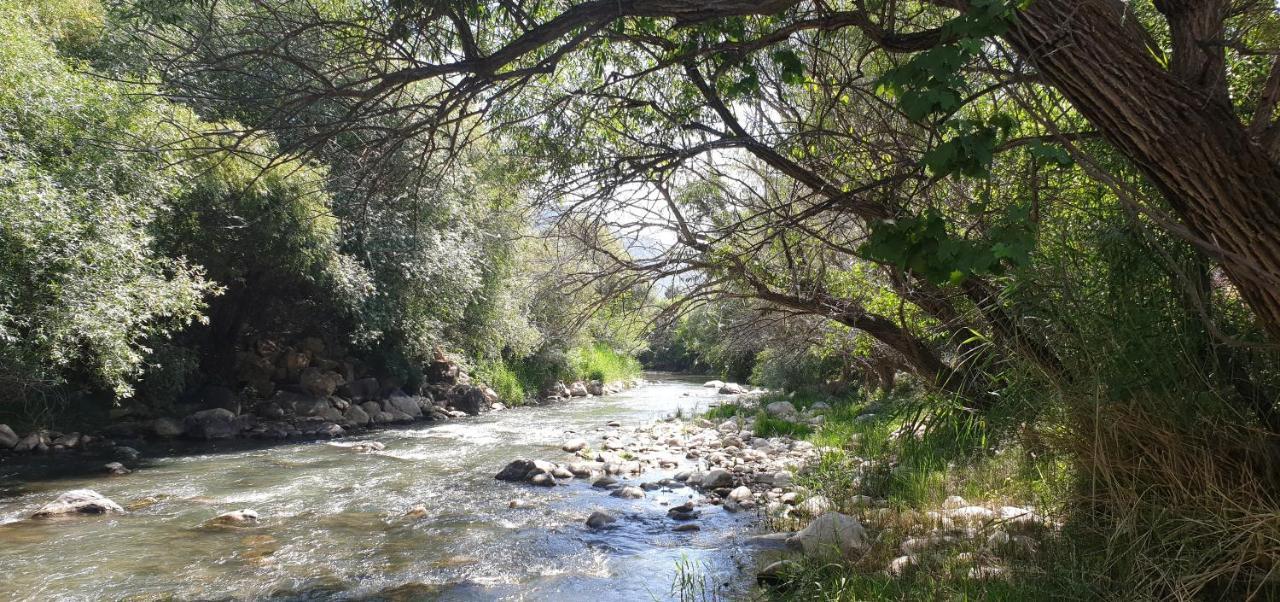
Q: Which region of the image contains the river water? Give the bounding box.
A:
[0,374,761,601]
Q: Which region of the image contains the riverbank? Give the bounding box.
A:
[688,390,1066,600]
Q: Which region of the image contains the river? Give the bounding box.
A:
[0,374,762,601]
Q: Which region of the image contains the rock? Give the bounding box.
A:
[587,381,605,396]
[508,499,536,509]
[592,477,620,489]
[207,509,259,526]
[810,401,831,411]
[756,560,799,586]
[716,420,739,434]
[718,383,746,394]
[744,532,793,550]
[255,401,286,420]
[405,505,428,518]
[343,404,371,427]
[997,505,1039,528]
[787,512,868,560]
[13,432,48,453]
[701,469,734,489]
[610,486,645,499]
[568,381,589,397]
[447,385,489,416]
[796,495,832,517]
[104,462,131,476]
[184,408,241,440]
[386,395,424,418]
[529,473,557,487]
[32,490,124,518]
[887,555,917,576]
[585,510,616,529]
[152,417,185,438]
[765,401,798,417]
[673,523,700,532]
[667,501,698,520]
[943,495,968,509]
[949,506,996,524]
[495,459,538,481]
[567,462,600,477]
[551,466,574,479]
[561,438,588,452]
[114,446,141,461]
[703,380,724,389]
[0,424,18,448]
[728,486,754,503]
[426,358,460,385]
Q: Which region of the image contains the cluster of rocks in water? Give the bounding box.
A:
[492,387,1048,584]
[0,337,636,464]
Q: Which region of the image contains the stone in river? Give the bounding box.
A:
[207,509,260,526]
[701,469,734,489]
[592,476,620,489]
[495,459,537,481]
[561,438,588,452]
[673,523,701,532]
[32,489,124,518]
[104,462,131,476]
[529,473,558,487]
[610,486,645,499]
[585,510,616,529]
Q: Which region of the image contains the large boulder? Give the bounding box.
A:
[586,510,616,529]
[587,381,605,396]
[278,350,310,381]
[425,359,460,385]
[386,395,424,418]
[495,459,538,481]
[765,401,798,417]
[703,380,724,389]
[447,385,488,416]
[567,381,589,397]
[32,490,124,518]
[184,408,241,440]
[0,424,18,449]
[787,512,868,560]
[701,469,734,489]
[13,432,49,453]
[718,382,746,395]
[151,417,185,438]
[342,405,371,428]
[299,367,343,397]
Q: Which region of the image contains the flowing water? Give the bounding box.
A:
[0,374,761,601]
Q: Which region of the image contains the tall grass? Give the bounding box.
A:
[568,342,642,383]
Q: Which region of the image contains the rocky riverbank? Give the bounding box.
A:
[0,338,638,471]
[486,386,1051,587]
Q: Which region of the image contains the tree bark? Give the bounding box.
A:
[1002,0,1280,343]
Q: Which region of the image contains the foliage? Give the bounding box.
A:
[0,0,212,404]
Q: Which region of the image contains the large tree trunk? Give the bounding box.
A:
[1003,0,1280,343]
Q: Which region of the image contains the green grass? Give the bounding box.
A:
[752,410,814,438]
[568,343,642,383]
[473,359,528,405]
[703,403,742,420]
